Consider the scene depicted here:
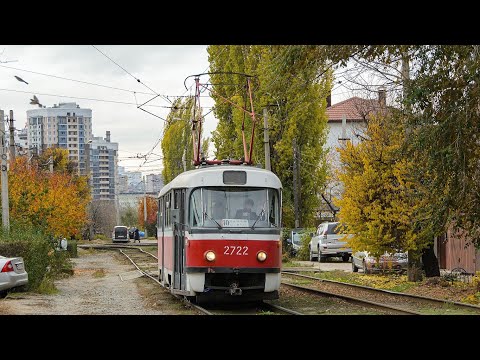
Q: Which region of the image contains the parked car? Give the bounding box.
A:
[0,255,28,292]
[112,225,129,243]
[286,228,313,257]
[309,222,352,262]
[351,251,408,274]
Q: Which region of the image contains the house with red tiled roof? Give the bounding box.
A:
[324,90,386,151]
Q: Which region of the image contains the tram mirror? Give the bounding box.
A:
[310,232,314,237]
[286,238,292,244]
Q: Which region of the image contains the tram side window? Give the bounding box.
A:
[174,191,179,209]
[158,198,163,228]
[165,193,172,229]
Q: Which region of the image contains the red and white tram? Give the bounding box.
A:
[156,164,282,302]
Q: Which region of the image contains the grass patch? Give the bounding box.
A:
[92,269,106,278]
[37,277,59,295]
[257,310,275,315]
[306,270,419,292]
[282,260,313,268]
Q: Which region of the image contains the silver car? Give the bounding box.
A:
[351,251,408,274]
[0,255,28,292]
[309,222,352,262]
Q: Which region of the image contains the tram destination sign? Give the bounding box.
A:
[222,219,249,228]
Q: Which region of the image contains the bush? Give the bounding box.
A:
[67,239,78,258]
[281,227,293,255]
[96,234,109,241]
[0,225,50,290]
[296,228,316,261]
[145,222,156,238]
[0,224,73,291]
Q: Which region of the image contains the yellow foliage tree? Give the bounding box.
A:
[335,114,432,271]
[7,157,90,238]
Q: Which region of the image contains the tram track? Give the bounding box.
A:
[88,244,300,315]
[281,271,480,315]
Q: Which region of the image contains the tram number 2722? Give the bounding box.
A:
[224,246,248,256]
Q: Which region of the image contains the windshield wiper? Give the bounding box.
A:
[203,211,222,229]
[251,201,267,230]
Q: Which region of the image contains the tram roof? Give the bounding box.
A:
[158,165,282,197]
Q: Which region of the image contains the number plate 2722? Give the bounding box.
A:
[224,246,248,255]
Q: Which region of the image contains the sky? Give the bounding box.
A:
[0,45,355,176]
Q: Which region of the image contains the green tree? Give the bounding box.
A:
[120,205,139,228]
[207,45,331,227]
[161,97,195,184]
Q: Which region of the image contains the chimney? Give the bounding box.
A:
[326,92,332,108]
[106,131,111,142]
[378,88,386,107]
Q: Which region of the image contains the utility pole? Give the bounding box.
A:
[293,138,299,229]
[263,108,271,171]
[143,176,148,238]
[9,110,15,163]
[85,142,93,240]
[0,112,10,230]
[182,151,187,172]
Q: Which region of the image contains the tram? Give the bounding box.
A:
[157,164,282,301]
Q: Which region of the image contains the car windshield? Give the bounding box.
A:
[190,187,280,228]
[327,223,341,234]
[292,233,302,245]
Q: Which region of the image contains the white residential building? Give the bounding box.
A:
[87,131,118,201]
[26,102,93,173]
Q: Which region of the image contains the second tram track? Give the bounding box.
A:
[281,271,480,315]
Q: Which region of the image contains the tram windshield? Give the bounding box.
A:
[190,187,280,229]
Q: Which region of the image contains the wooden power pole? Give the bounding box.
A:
[293,138,300,228]
[263,108,271,171]
[0,111,10,230]
[9,110,15,163]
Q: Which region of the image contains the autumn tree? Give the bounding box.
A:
[207,45,331,227]
[138,196,158,237]
[7,157,90,238]
[37,147,76,174]
[335,112,432,281]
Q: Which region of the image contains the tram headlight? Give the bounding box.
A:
[205,251,216,262]
[257,251,267,262]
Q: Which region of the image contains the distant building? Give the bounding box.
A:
[118,174,129,193]
[126,171,143,192]
[26,102,93,174]
[17,127,28,153]
[145,173,163,194]
[87,131,118,201]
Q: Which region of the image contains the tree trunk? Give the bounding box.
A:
[421,242,440,277]
[407,249,423,282]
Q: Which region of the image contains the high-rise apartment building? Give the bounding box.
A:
[87,131,118,201]
[26,102,93,173]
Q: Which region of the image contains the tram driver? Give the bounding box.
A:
[235,198,258,220]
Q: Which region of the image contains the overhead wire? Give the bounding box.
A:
[91,45,172,105]
[0,64,156,96]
